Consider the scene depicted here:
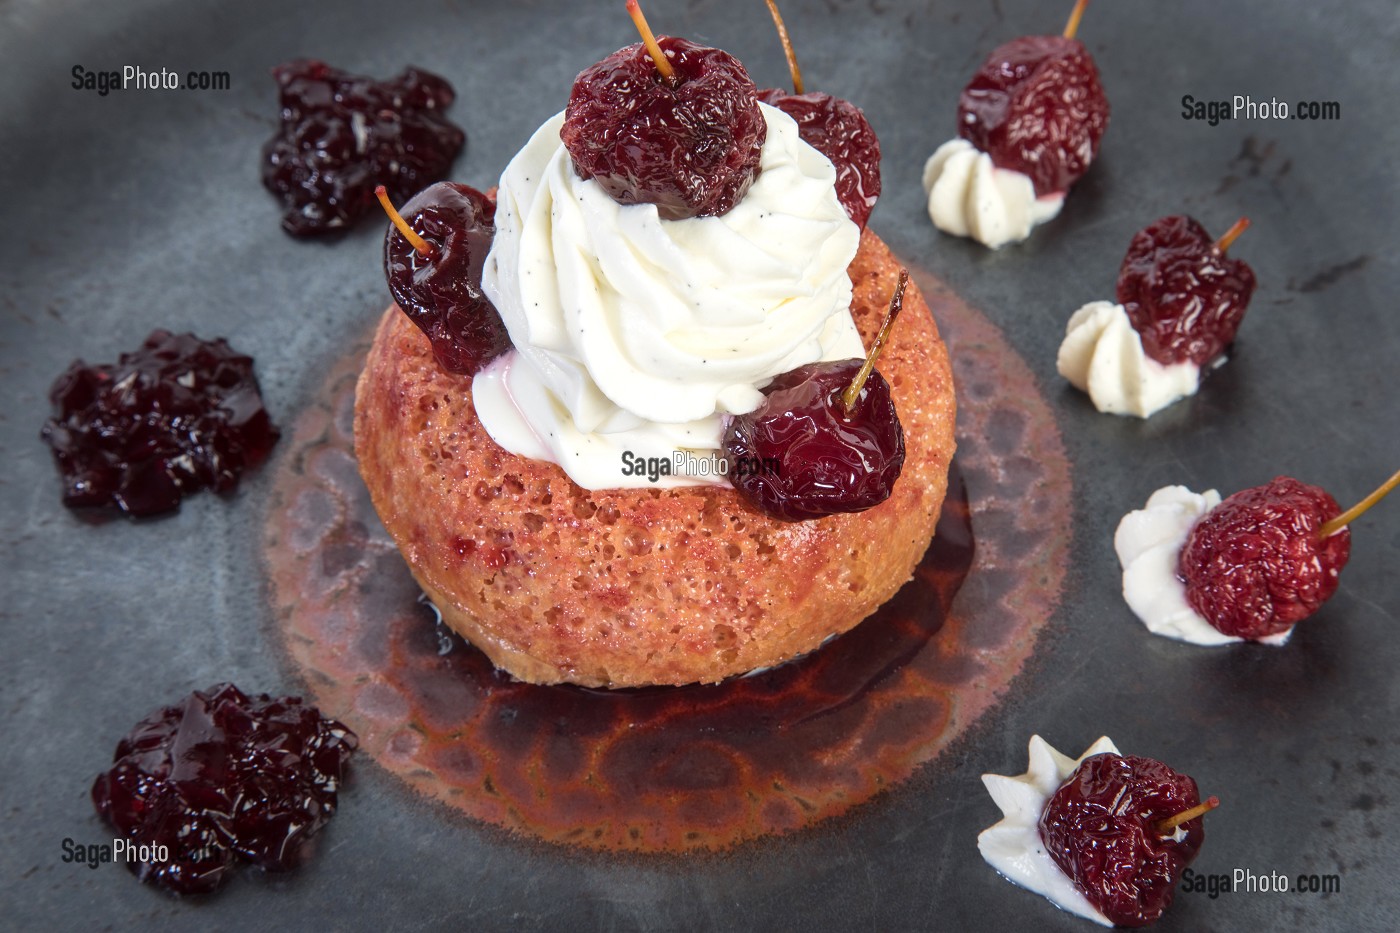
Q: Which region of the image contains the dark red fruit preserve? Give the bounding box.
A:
[91,683,357,896]
[384,182,510,375]
[1038,753,1205,927]
[261,60,465,236]
[723,359,904,522]
[1180,477,1349,639]
[1117,215,1257,368]
[561,37,766,220]
[40,330,278,518]
[758,88,881,229]
[957,35,1108,197]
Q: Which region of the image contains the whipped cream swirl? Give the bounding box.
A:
[1057,301,1203,418]
[921,139,1064,249]
[473,105,864,490]
[979,735,1120,927]
[1115,485,1292,646]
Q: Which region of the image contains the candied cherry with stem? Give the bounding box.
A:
[560,2,766,220]
[1038,752,1211,927]
[379,182,511,376]
[1179,476,1350,640]
[723,271,907,522]
[957,0,1109,197]
[1117,215,1256,367]
[756,0,882,229]
[260,60,465,236]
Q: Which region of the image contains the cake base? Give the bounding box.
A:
[353,229,956,687]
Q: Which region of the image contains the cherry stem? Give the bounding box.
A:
[374,186,433,258]
[1319,467,1400,539]
[1063,0,1090,39]
[842,270,908,416]
[763,0,805,95]
[1213,217,1251,254]
[1156,796,1220,835]
[627,0,675,82]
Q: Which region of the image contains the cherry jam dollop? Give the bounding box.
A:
[40,330,279,517]
[91,683,357,895]
[261,59,465,236]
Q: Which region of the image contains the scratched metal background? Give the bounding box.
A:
[1,0,1397,929]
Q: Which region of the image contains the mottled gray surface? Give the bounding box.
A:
[1,0,1397,929]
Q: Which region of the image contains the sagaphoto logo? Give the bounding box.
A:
[1180,867,1342,899]
[72,65,231,97]
[1181,94,1341,126]
[618,450,781,484]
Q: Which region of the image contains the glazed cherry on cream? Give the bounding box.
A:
[923,0,1109,250]
[560,2,766,220]
[1179,477,1349,639]
[377,183,510,376]
[724,272,908,521]
[1117,215,1256,367]
[755,0,880,229]
[1039,753,1213,927]
[723,359,904,521]
[758,89,880,229]
[957,10,1109,198]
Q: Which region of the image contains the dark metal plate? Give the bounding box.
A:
[2,0,1396,929]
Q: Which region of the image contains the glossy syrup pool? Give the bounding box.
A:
[263,266,1071,852]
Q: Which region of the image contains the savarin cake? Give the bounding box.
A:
[354,4,955,687]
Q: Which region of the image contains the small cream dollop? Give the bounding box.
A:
[1056,301,1202,418]
[921,138,1064,249]
[1114,485,1292,646]
[978,735,1120,927]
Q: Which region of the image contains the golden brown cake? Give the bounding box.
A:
[354,228,956,687]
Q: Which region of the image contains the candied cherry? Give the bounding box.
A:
[39,330,278,517]
[757,0,880,229]
[92,683,357,895]
[1180,476,1350,639]
[1039,752,1214,927]
[724,272,908,521]
[261,59,465,236]
[1117,215,1256,368]
[957,0,1109,197]
[560,2,766,220]
[758,89,880,229]
[378,183,510,375]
